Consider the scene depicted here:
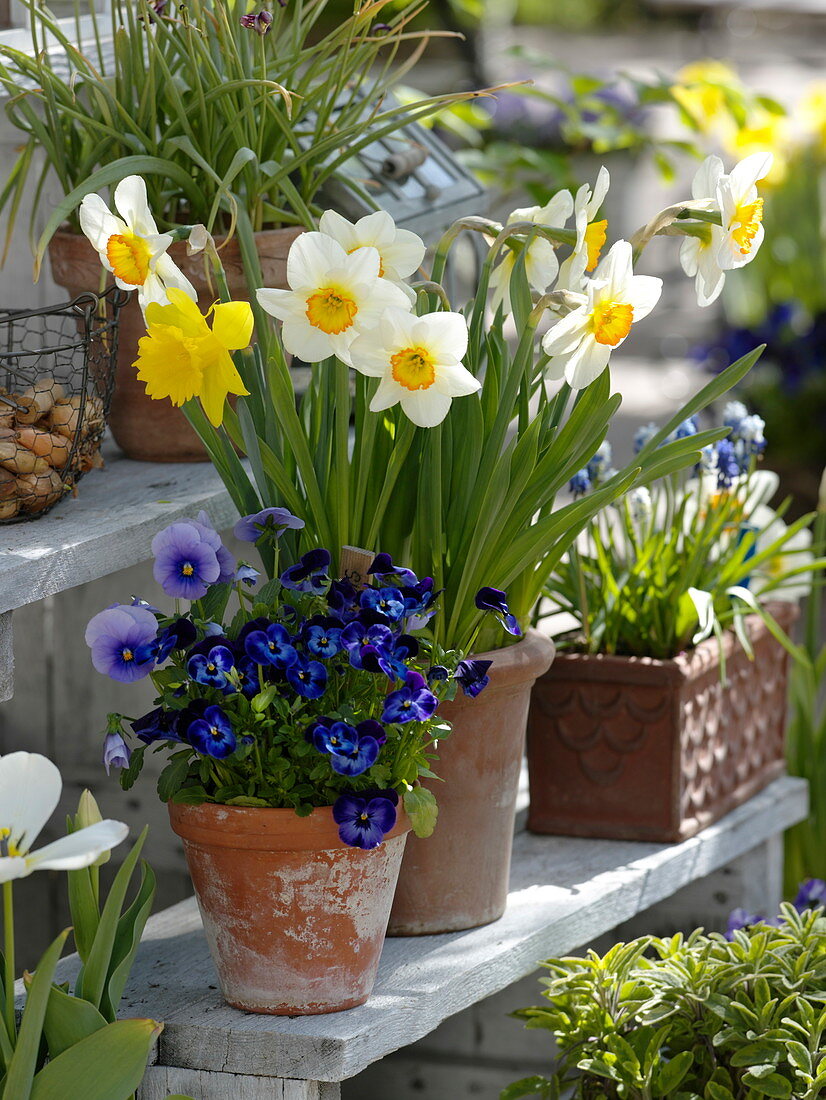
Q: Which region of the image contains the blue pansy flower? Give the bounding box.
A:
[153,617,197,663]
[382,671,438,724]
[305,623,343,658]
[330,735,380,777]
[793,878,826,912]
[333,792,398,849]
[368,552,418,586]
[280,548,331,594]
[188,704,237,758]
[191,511,237,584]
[233,507,305,542]
[313,720,357,755]
[475,586,522,636]
[187,645,236,689]
[286,654,327,699]
[361,634,419,681]
[341,622,394,670]
[103,731,131,775]
[569,468,591,497]
[235,657,261,698]
[313,719,382,777]
[85,605,158,683]
[235,564,261,587]
[360,586,406,622]
[151,522,221,600]
[427,665,449,683]
[455,658,493,698]
[244,623,297,669]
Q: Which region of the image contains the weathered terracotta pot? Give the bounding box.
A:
[168,801,410,1014]
[527,604,798,843]
[48,227,302,462]
[388,629,556,936]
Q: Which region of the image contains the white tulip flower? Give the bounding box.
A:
[256,233,411,363]
[716,152,773,271]
[556,165,610,292]
[349,309,479,428]
[680,156,728,306]
[317,210,425,303]
[0,752,128,883]
[542,240,662,389]
[749,504,815,603]
[79,175,196,313]
[489,190,574,313]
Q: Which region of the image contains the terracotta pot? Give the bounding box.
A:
[526,604,798,843]
[48,227,302,462]
[168,800,410,1014]
[388,629,556,936]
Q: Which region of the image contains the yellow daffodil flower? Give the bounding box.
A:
[134,289,252,427]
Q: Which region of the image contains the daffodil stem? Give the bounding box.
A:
[3,881,15,1046]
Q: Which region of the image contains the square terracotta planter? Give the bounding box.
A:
[526,604,797,842]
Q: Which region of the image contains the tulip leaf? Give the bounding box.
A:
[101,859,157,1020]
[42,983,107,1059]
[66,866,99,963]
[28,1018,162,1100]
[4,929,70,1099]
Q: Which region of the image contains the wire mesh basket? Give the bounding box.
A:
[0,288,126,522]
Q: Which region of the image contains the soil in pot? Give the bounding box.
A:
[169,800,409,1014]
[48,227,302,462]
[388,628,555,936]
[527,605,797,842]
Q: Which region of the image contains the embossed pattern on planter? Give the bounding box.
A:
[527,605,796,842]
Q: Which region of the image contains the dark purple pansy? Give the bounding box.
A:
[188,705,237,758]
[85,605,158,683]
[333,793,397,849]
[151,522,221,600]
[102,731,131,775]
[361,634,418,681]
[286,654,327,699]
[360,586,405,622]
[725,907,762,939]
[368,553,418,586]
[244,623,297,669]
[131,707,183,745]
[187,645,236,689]
[793,878,826,912]
[280,548,331,594]
[154,617,197,663]
[475,586,522,637]
[305,623,343,658]
[382,670,439,724]
[327,578,360,621]
[455,658,493,698]
[427,665,450,683]
[235,658,261,697]
[233,506,305,542]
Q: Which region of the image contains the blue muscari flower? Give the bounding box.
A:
[793,878,826,912]
[233,507,304,543]
[668,416,698,442]
[715,438,740,489]
[103,731,131,775]
[383,671,438,724]
[569,468,591,497]
[280,548,331,594]
[341,622,394,670]
[723,400,749,434]
[286,654,327,699]
[188,704,237,758]
[475,586,522,637]
[187,645,236,689]
[738,413,766,454]
[244,623,297,669]
[586,441,612,485]
[455,658,493,698]
[633,422,659,453]
[235,564,261,587]
[333,791,398,849]
[368,553,418,587]
[360,586,406,622]
[305,623,343,658]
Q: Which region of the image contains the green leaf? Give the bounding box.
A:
[499,1075,554,1100]
[198,582,233,625]
[42,983,107,1059]
[157,757,192,803]
[657,1051,693,1094]
[29,1018,162,1100]
[252,686,277,713]
[404,786,438,839]
[66,867,99,964]
[103,859,156,1018]
[705,1084,735,1100]
[741,1072,792,1098]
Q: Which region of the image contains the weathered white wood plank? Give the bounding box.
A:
[0,612,12,702]
[0,440,236,615]
[88,776,806,1084]
[138,1067,337,1100]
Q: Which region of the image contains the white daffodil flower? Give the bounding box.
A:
[542,240,662,389]
[716,152,773,271]
[680,155,728,306]
[317,210,425,304]
[748,503,815,603]
[489,190,574,313]
[79,175,196,313]
[348,309,479,428]
[256,233,411,364]
[0,752,128,883]
[556,166,610,292]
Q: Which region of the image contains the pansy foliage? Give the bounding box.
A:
[89,516,502,849]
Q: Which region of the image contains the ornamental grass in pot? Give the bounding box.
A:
[0,0,471,461]
[86,514,503,1013]
[74,149,769,932]
[529,406,823,843]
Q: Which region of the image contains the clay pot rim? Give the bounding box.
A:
[545,602,798,683]
[471,627,556,689]
[168,799,411,852]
